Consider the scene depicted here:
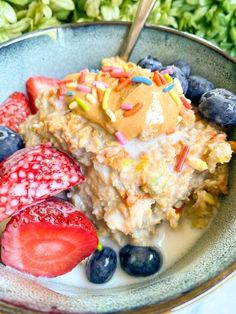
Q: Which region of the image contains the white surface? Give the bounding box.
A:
[177,274,236,314]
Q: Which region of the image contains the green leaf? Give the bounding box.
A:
[55,9,70,20]
[193,6,210,21]
[111,0,123,6]
[0,0,234,58]
[199,0,212,5]
[26,1,38,19]
[0,1,17,24]
[33,3,43,25]
[42,5,52,19]
[0,29,10,42]
[230,27,236,45]
[186,0,199,5]
[101,4,119,21]
[16,9,27,19]
[6,0,30,5]
[84,0,101,18]
[120,0,138,21]
[37,16,60,29]
[161,0,172,11]
[50,0,75,11]
[3,17,31,32]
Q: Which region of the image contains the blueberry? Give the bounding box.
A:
[0,126,24,162]
[186,75,215,103]
[137,56,162,72]
[173,60,191,78]
[163,66,189,95]
[199,88,236,126]
[86,247,117,284]
[119,245,162,277]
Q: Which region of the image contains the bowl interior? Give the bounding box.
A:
[0,23,235,314]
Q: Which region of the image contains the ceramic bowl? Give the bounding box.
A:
[0,22,235,314]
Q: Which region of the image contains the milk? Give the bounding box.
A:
[36,218,205,295]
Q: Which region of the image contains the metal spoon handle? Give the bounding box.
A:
[120,0,156,61]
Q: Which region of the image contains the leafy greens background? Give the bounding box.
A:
[0,0,235,57]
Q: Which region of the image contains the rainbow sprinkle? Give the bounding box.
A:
[76,97,90,112]
[76,84,91,93]
[79,69,88,84]
[153,71,162,86]
[102,65,116,72]
[163,83,174,93]
[90,68,99,73]
[159,75,167,85]
[173,78,183,95]
[121,103,133,110]
[86,93,97,105]
[92,81,108,90]
[58,84,66,99]
[93,81,109,87]
[169,90,182,106]
[175,145,190,172]
[66,81,77,89]
[111,71,131,78]
[97,241,103,251]
[115,131,127,145]
[123,102,143,117]
[131,76,152,86]
[112,68,123,74]
[66,91,75,97]
[115,78,131,91]
[61,79,73,84]
[92,87,98,98]
[180,96,192,109]
[160,68,174,75]
[163,73,173,83]
[102,88,111,110]
[106,109,117,122]
[69,101,77,110]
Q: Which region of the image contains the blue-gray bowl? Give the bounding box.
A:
[0,22,235,314]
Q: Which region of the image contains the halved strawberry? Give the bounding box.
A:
[26,76,59,113]
[0,92,31,133]
[0,143,85,222]
[1,198,98,277]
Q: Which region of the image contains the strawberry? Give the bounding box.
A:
[26,76,59,113]
[1,198,98,277]
[0,143,85,222]
[0,92,31,133]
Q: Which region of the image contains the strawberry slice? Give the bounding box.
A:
[0,92,31,133]
[1,198,98,277]
[26,76,59,113]
[0,143,84,222]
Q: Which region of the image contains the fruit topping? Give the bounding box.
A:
[0,126,24,162]
[199,88,236,126]
[137,56,163,72]
[173,59,191,78]
[86,246,117,284]
[0,92,31,133]
[119,245,162,277]
[26,76,59,113]
[186,75,215,103]
[1,198,98,277]
[0,143,84,221]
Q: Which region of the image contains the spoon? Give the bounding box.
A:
[120,0,156,61]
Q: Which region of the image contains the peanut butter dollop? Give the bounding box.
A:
[63,64,183,141]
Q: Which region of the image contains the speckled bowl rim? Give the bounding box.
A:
[0,21,235,314]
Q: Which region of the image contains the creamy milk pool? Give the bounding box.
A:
[33,217,205,294]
